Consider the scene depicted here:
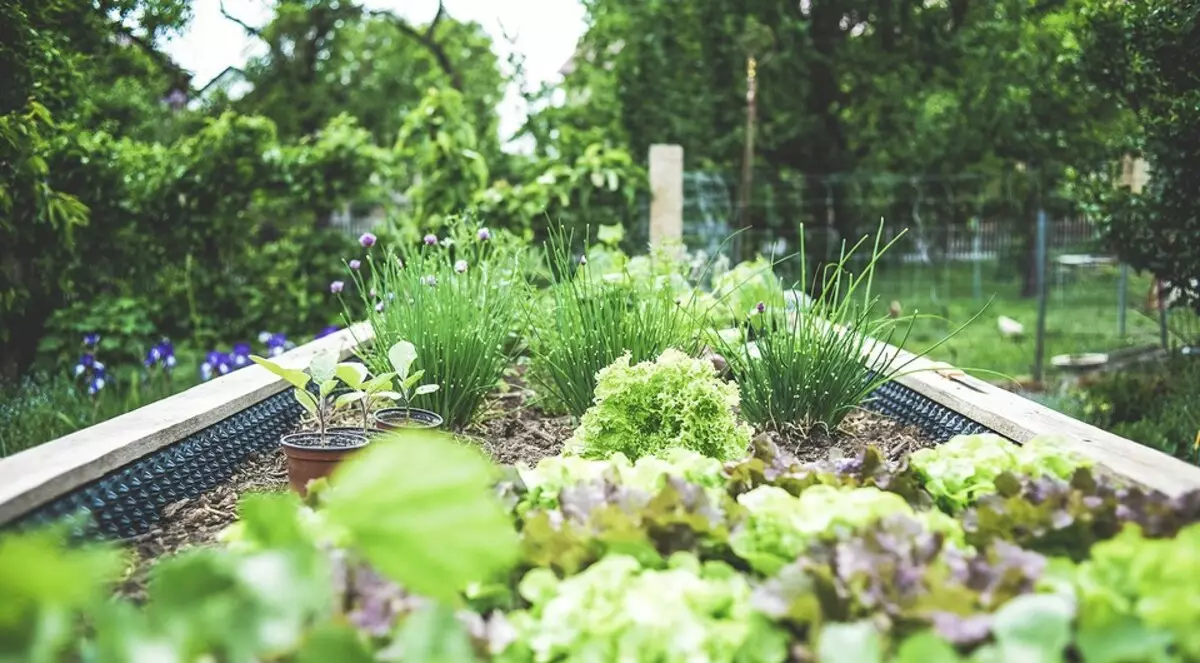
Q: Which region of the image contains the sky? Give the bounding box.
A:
[159,0,587,148]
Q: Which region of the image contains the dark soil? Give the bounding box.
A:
[763,409,937,465]
[282,430,368,449]
[112,368,933,598]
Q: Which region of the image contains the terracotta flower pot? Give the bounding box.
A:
[280,431,369,495]
[374,407,444,431]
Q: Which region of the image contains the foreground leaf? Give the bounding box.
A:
[322,431,520,602]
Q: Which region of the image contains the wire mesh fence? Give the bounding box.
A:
[646,169,1176,383]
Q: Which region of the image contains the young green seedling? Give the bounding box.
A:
[252,350,340,441]
[388,340,439,420]
[334,361,401,433]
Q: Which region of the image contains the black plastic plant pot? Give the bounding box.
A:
[280,431,369,495]
[327,426,386,441]
[374,407,444,431]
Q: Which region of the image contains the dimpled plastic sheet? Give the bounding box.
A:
[8,389,302,540]
[5,376,995,542]
[862,374,996,441]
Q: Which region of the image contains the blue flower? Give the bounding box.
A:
[232,342,252,357]
[83,333,100,347]
[258,331,272,344]
[87,375,106,396]
[200,362,214,382]
[144,346,162,368]
[315,325,339,340]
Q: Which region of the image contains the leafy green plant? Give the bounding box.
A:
[566,349,750,461]
[526,227,706,418]
[0,430,519,661]
[909,434,1091,513]
[384,340,441,411]
[717,225,972,433]
[345,233,523,429]
[251,351,342,441]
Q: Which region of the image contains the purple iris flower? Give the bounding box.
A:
[359,233,377,248]
[423,233,438,246]
[477,227,491,241]
[330,280,345,294]
[144,346,162,368]
[349,259,361,270]
[80,353,96,369]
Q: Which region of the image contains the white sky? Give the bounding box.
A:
[160,0,586,149]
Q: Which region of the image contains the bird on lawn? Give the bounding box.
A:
[997,315,1025,340]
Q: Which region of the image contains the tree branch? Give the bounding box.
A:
[220,0,266,40]
[369,1,463,91]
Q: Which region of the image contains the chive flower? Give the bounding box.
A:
[477,227,491,241]
[349,259,361,270]
[423,233,438,246]
[330,280,345,294]
[455,260,468,274]
[580,255,588,266]
[375,301,385,313]
[756,301,766,314]
[359,233,377,248]
[421,275,438,287]
[369,287,378,298]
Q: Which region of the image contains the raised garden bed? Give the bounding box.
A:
[4,229,1200,662]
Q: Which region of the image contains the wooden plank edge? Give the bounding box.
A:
[864,337,1200,497]
[0,323,376,526]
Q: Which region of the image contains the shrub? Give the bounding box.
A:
[526,228,705,418]
[720,225,967,432]
[345,226,525,429]
[566,349,750,461]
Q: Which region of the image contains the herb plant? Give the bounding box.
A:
[344,232,523,429]
[527,227,707,418]
[566,349,750,461]
[383,340,440,415]
[717,224,973,432]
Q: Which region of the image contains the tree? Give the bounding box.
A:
[221,0,505,153]
[1080,0,1200,309]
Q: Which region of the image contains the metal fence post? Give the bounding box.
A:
[1033,208,1049,383]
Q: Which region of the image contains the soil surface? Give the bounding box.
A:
[767,409,937,465]
[113,367,933,598]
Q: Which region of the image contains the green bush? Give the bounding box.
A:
[566,349,750,461]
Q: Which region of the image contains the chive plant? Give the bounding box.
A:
[719,223,972,432]
[525,227,707,418]
[341,229,525,429]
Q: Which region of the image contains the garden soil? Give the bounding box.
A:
[113,367,933,600]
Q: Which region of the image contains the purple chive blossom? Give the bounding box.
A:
[359,232,377,248]
[375,301,385,313]
[579,255,588,266]
[369,287,378,298]
[455,260,468,274]
[423,233,438,246]
[386,292,395,301]
[349,259,362,270]
[756,301,766,314]
[330,280,345,294]
[83,333,100,347]
[477,227,492,241]
[420,275,438,287]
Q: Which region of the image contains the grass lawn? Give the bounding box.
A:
[866,261,1164,382]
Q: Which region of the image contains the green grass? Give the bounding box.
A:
[867,261,1162,381]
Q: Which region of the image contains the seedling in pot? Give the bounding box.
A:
[251,351,368,495]
[333,361,401,434]
[374,340,444,429]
